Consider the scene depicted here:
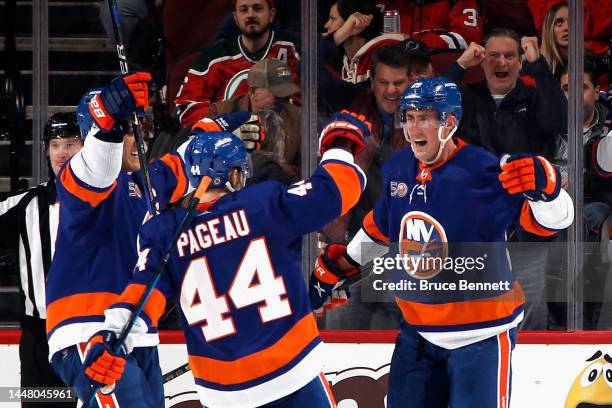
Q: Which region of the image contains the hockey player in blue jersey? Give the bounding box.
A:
[309,77,574,407]
[46,72,197,407]
[81,111,371,407]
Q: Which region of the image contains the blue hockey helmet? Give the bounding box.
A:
[185,130,249,190]
[76,88,102,139]
[400,77,462,123]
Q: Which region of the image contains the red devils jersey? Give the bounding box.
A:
[343,33,408,83]
[528,0,612,55]
[378,0,484,49]
[175,31,300,127]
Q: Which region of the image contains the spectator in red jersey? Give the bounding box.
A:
[528,0,612,56]
[174,0,300,128]
[323,0,408,84]
[377,0,484,50]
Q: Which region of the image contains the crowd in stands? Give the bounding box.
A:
[3,0,609,401]
[92,0,612,331]
[1,1,609,350]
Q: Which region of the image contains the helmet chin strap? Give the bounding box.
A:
[225,169,248,192]
[420,122,457,166]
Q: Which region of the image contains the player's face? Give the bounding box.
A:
[560,72,599,120]
[372,63,410,114]
[553,6,569,48]
[48,137,83,175]
[403,110,443,162]
[122,131,141,172]
[324,4,344,37]
[482,36,522,95]
[234,0,275,39]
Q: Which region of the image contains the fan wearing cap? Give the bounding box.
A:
[207,58,302,182]
[174,0,300,128]
[0,112,83,408]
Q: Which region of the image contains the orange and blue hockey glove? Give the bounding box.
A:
[83,330,126,388]
[88,72,151,134]
[499,154,561,202]
[192,112,264,151]
[309,243,360,317]
[318,110,372,155]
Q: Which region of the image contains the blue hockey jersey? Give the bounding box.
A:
[46,136,189,358]
[104,148,365,408]
[348,138,573,349]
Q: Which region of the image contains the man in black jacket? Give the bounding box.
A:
[451,29,568,330]
[456,28,567,160]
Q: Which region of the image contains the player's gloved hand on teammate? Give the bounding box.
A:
[89,72,151,134]
[499,154,561,202]
[233,115,265,151]
[319,110,372,155]
[83,330,126,388]
[192,112,265,151]
[309,243,360,317]
[192,111,250,133]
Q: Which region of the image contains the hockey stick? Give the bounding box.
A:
[106,0,157,215]
[163,362,191,384]
[84,176,212,407]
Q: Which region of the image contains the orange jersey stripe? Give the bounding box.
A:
[160,154,188,204]
[47,292,120,334]
[519,201,557,237]
[363,211,389,243]
[396,282,525,327]
[322,162,361,216]
[189,313,319,385]
[60,163,117,207]
[119,284,167,327]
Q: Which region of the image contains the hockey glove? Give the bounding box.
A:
[233,115,265,151]
[319,110,372,155]
[89,72,151,133]
[192,111,250,132]
[83,330,126,388]
[309,243,360,316]
[499,154,561,202]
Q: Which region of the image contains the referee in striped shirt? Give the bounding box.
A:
[0,112,83,407]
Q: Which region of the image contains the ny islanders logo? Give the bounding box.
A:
[398,211,448,279]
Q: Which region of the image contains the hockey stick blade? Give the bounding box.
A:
[84,176,212,407]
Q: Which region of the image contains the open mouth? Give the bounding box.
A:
[413,140,427,147]
[494,72,509,79]
[576,404,612,408]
